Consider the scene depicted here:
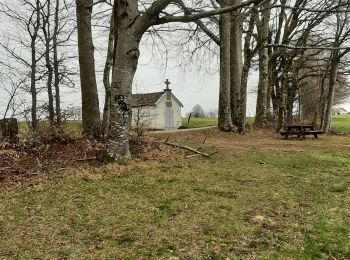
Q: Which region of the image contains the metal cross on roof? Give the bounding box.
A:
[164,79,171,90]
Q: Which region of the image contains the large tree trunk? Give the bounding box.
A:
[323,55,339,132]
[53,0,61,124]
[76,0,101,138]
[230,2,242,127]
[106,0,142,160]
[254,0,270,127]
[102,13,115,140]
[218,9,234,131]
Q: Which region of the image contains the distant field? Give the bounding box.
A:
[180,117,218,129]
[180,117,255,129]
[332,114,350,132]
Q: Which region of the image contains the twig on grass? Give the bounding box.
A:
[0,167,18,173]
[163,141,211,157]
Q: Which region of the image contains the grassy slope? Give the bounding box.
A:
[332,114,350,132]
[1,132,350,258]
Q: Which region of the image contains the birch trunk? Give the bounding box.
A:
[76,0,101,138]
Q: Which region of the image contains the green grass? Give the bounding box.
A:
[18,120,83,136]
[180,117,218,129]
[180,117,256,129]
[332,114,350,132]
[180,114,350,133]
[1,133,350,258]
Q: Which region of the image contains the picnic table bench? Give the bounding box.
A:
[280,125,324,139]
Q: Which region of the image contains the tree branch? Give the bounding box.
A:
[153,0,261,25]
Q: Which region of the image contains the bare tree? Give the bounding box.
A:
[76,0,101,138]
[0,0,44,130]
[191,104,206,117]
[322,8,350,131]
[41,0,55,124]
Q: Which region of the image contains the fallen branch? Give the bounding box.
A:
[164,141,211,157]
[75,157,97,161]
[0,167,18,173]
[196,136,208,151]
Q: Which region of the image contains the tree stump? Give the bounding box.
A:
[0,118,19,143]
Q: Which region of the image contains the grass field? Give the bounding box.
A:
[181,115,350,133]
[1,129,350,258]
[180,117,218,129]
[332,114,350,132]
[180,117,254,129]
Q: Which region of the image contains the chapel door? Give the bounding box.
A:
[165,107,174,129]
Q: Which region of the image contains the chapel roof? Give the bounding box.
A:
[131,92,164,107]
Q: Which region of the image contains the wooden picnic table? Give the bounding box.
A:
[280,124,324,139]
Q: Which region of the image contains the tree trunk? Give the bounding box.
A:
[102,12,114,140]
[277,68,288,131]
[107,36,140,160]
[0,118,19,143]
[54,0,61,124]
[31,43,38,131]
[218,9,233,131]
[254,0,270,127]
[238,6,256,133]
[319,73,328,129]
[30,1,41,131]
[323,56,339,132]
[43,0,55,124]
[76,0,101,138]
[45,50,54,124]
[286,79,297,124]
[230,2,242,127]
[106,0,142,160]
